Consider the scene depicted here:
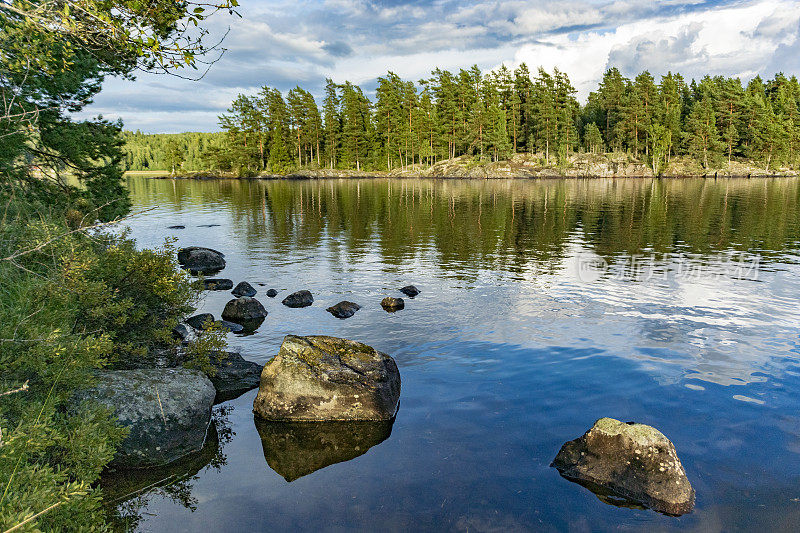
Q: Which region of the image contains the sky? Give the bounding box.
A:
[78,0,800,133]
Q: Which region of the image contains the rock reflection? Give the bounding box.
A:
[255,418,394,482]
[102,406,234,530]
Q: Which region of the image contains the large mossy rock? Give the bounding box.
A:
[208,351,263,403]
[253,335,401,421]
[177,246,226,274]
[80,368,216,469]
[255,418,393,481]
[551,417,695,515]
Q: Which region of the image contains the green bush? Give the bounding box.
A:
[0,181,215,531]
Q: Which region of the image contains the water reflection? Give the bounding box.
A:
[255,418,394,482]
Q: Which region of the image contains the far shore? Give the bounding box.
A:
[125,153,800,181]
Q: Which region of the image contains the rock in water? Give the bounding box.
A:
[255,418,393,481]
[266,289,278,298]
[177,246,226,274]
[551,417,695,515]
[207,351,263,403]
[221,297,268,322]
[216,320,244,333]
[282,290,314,308]
[167,225,186,229]
[381,297,404,311]
[203,278,233,291]
[79,368,215,468]
[326,301,361,319]
[232,281,257,297]
[186,313,214,330]
[253,335,401,421]
[399,285,420,297]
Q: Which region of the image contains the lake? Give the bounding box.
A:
[111,176,800,531]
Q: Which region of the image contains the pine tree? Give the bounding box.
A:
[583,123,603,153]
[322,79,340,169]
[685,94,721,169]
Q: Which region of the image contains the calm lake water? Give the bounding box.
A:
[112,176,800,532]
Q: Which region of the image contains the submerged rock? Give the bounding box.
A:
[326,301,361,319]
[221,296,268,323]
[207,351,263,403]
[551,417,695,515]
[186,313,214,330]
[231,281,257,297]
[381,297,404,311]
[253,335,401,421]
[167,225,186,229]
[399,285,420,297]
[203,278,233,291]
[282,290,314,308]
[266,288,278,298]
[255,418,394,481]
[79,368,215,468]
[177,246,226,274]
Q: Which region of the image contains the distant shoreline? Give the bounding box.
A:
[125,154,800,181]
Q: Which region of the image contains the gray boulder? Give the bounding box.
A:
[253,335,401,421]
[399,285,420,297]
[203,278,233,290]
[232,281,257,297]
[381,297,404,311]
[208,351,263,403]
[552,417,695,515]
[177,246,226,274]
[186,313,214,330]
[221,297,268,323]
[326,301,361,319]
[282,290,313,308]
[79,368,215,469]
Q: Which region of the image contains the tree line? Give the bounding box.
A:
[124,66,800,175]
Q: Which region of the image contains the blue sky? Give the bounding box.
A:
[78,0,800,133]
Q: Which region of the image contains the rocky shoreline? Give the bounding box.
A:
[138,153,799,181]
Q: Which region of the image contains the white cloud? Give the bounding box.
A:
[75,0,800,132]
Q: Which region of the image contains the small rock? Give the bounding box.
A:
[253,335,401,421]
[326,301,361,319]
[216,320,244,334]
[77,368,215,468]
[177,246,226,275]
[186,313,214,330]
[266,289,278,298]
[381,297,404,311]
[221,297,268,323]
[203,278,233,291]
[399,285,420,297]
[282,290,313,308]
[551,417,695,515]
[198,224,221,227]
[231,281,257,297]
[207,351,262,403]
[167,225,186,229]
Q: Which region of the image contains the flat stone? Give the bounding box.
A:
[203,278,233,291]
